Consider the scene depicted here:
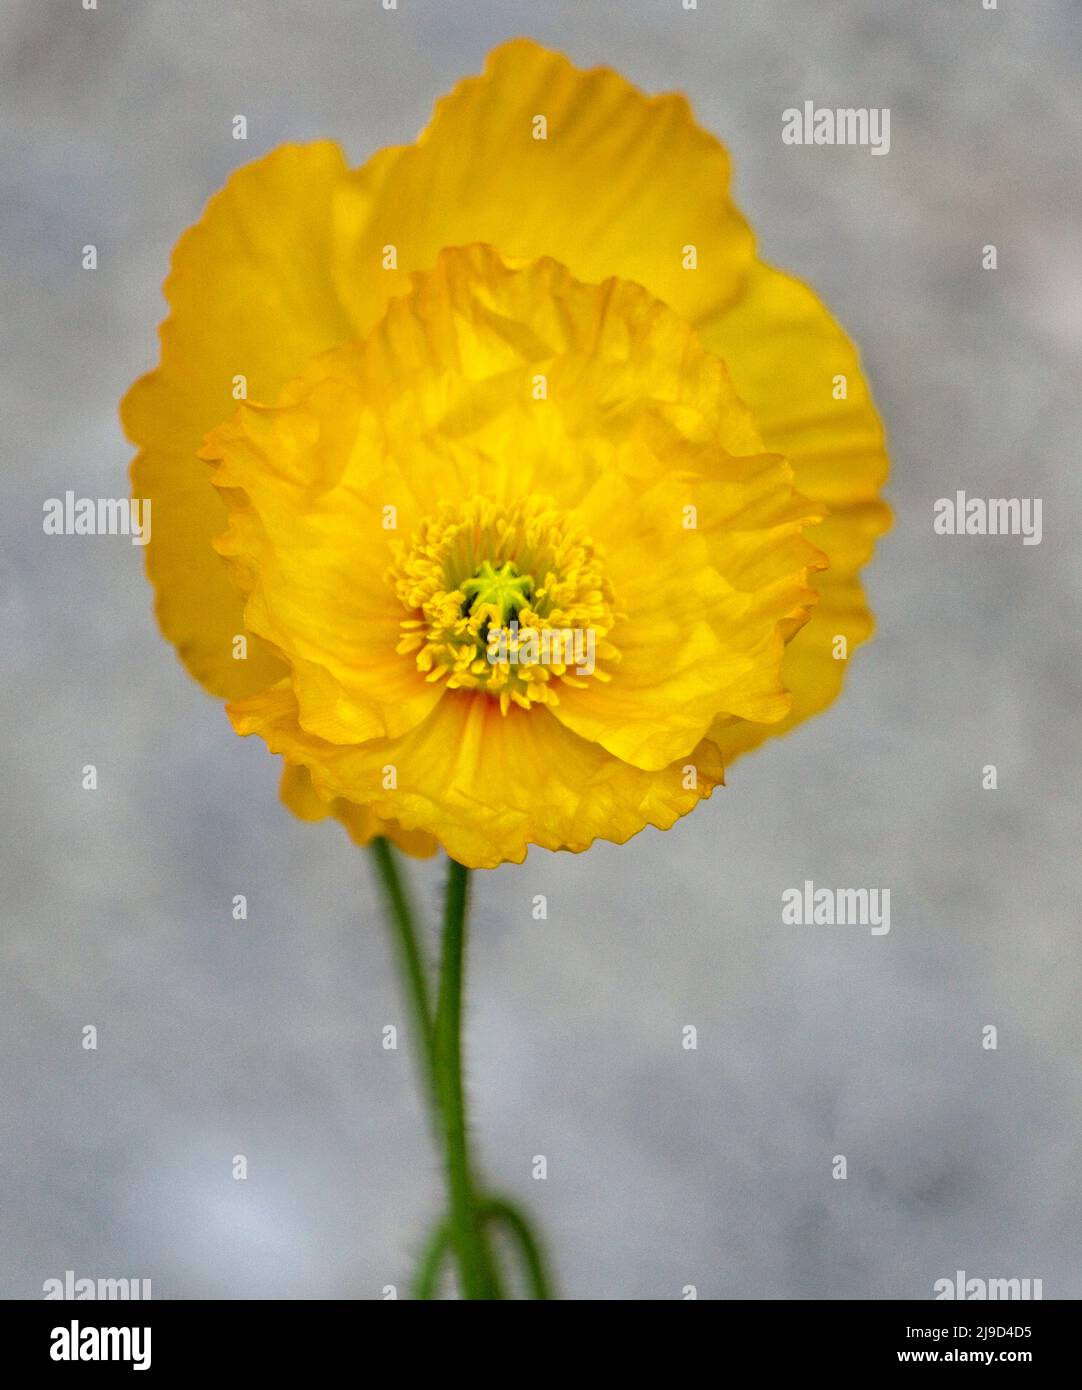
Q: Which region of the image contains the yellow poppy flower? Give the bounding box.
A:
[121,39,889,869]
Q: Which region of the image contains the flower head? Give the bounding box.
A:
[122,40,889,868]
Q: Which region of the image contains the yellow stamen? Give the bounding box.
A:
[390,496,618,711]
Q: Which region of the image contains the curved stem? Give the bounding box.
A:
[480,1197,553,1300]
[434,859,503,1299]
[369,837,436,1109]
[411,1218,453,1301]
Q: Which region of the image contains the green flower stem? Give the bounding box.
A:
[369,839,551,1299]
[434,859,504,1299]
[411,1218,452,1301]
[369,837,436,1106]
[480,1197,554,1300]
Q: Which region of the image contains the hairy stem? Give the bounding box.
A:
[370,841,552,1299]
[434,859,503,1299]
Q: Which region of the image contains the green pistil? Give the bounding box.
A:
[461,560,533,624]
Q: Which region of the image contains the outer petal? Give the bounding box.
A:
[120,141,355,699]
[698,262,891,760]
[332,38,754,338]
[234,684,724,870]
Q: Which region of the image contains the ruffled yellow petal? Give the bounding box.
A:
[120,141,354,698]
[332,38,754,339]
[239,684,723,870]
[698,261,891,760]
[280,762,437,858]
[559,453,825,768]
[201,371,444,744]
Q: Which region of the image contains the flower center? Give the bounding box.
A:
[461,560,534,625]
[391,496,618,713]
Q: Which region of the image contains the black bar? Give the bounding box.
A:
[2,1297,1075,1373]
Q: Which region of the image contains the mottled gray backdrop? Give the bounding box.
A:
[3,0,1080,1299]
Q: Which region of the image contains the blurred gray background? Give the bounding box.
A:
[2,0,1080,1299]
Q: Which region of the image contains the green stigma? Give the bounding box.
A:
[461,560,534,624]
